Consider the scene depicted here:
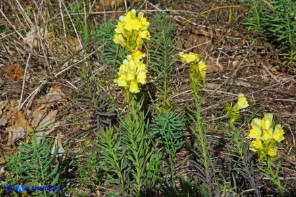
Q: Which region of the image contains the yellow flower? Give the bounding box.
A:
[139,30,150,40]
[179,52,201,64]
[122,10,141,31]
[115,76,127,87]
[138,12,150,29]
[237,93,249,109]
[262,129,273,141]
[267,145,277,157]
[136,62,147,85]
[114,34,126,47]
[261,113,273,131]
[115,21,124,34]
[273,124,285,142]
[129,81,140,93]
[198,61,207,84]
[249,139,263,153]
[137,71,146,84]
[180,52,207,91]
[132,50,145,60]
[247,118,262,139]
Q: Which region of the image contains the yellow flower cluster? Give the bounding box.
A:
[179,52,207,90]
[114,10,150,96]
[114,50,147,93]
[247,113,285,160]
[114,9,150,52]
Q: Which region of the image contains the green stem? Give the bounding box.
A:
[266,157,284,195]
[162,30,169,110]
[193,91,211,192]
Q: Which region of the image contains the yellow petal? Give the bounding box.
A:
[115,76,127,87]
[139,30,150,40]
[251,118,261,129]
[129,81,140,93]
[140,18,149,29]
[198,61,207,82]
[261,113,273,130]
[247,127,262,139]
[262,129,273,141]
[123,72,135,82]
[113,34,126,47]
[132,50,145,60]
[179,52,200,64]
[115,21,124,34]
[237,93,249,109]
[123,12,134,31]
[249,139,263,152]
[136,39,144,50]
[137,71,146,84]
[118,63,128,74]
[273,124,285,142]
[267,146,277,157]
[137,63,146,72]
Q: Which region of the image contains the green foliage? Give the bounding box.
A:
[258,157,285,195]
[96,20,127,67]
[223,128,261,196]
[5,133,63,196]
[121,102,162,196]
[223,109,262,196]
[243,0,296,65]
[97,101,162,196]
[149,12,179,110]
[187,93,215,196]
[162,176,202,197]
[225,102,240,127]
[98,127,125,195]
[151,111,185,184]
[77,142,98,188]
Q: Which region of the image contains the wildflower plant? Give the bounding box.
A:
[114,9,150,53]
[181,53,214,194]
[98,10,162,196]
[147,13,185,187]
[179,52,207,93]
[223,94,262,195]
[225,93,249,160]
[226,93,249,127]
[188,93,214,195]
[247,113,285,194]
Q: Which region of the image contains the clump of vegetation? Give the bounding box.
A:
[242,0,296,65]
[4,133,65,196]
